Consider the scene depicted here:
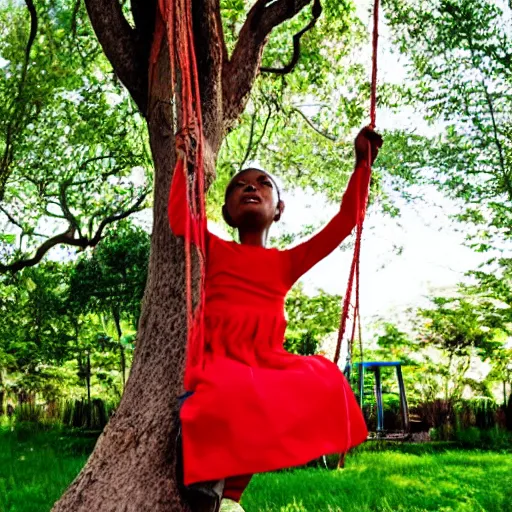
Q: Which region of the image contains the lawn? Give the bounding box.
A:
[1,425,511,512]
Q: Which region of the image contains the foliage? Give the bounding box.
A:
[418,297,498,357]
[69,221,149,388]
[0,0,150,272]
[210,0,403,227]
[415,295,505,401]
[0,222,149,406]
[70,221,149,327]
[0,263,75,401]
[284,285,341,355]
[382,0,512,247]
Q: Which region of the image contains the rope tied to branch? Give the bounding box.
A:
[334,0,380,371]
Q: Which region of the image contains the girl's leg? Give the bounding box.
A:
[223,475,252,502]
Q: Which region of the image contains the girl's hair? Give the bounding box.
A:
[224,168,282,204]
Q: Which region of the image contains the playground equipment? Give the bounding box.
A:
[353,361,410,439]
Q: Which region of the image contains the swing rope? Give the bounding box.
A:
[333,0,380,370]
[151,0,207,386]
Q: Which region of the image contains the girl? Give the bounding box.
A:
[170,127,383,511]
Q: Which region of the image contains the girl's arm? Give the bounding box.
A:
[285,160,371,284]
[168,160,206,243]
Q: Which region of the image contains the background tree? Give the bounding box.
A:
[0,0,150,273]
[69,222,149,389]
[463,257,512,404]
[284,285,341,356]
[0,263,73,406]
[381,0,512,249]
[417,296,501,401]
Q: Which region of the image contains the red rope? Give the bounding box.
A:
[151,0,207,387]
[370,0,380,129]
[334,0,379,367]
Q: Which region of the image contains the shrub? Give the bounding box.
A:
[455,427,481,447]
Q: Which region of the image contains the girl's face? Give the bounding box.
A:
[223,169,283,230]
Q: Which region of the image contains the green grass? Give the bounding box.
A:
[243,450,512,512]
[0,423,96,512]
[1,424,511,512]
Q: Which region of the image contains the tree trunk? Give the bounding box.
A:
[0,390,4,416]
[113,307,127,390]
[86,350,92,429]
[52,41,198,512]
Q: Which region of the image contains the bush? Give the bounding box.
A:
[480,427,512,450]
[455,427,481,447]
[448,427,511,449]
[456,397,497,430]
[15,403,45,424]
[417,399,454,429]
[61,399,114,430]
[429,423,454,441]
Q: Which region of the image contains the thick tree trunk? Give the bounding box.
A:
[52,44,197,512]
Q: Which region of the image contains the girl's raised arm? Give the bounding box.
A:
[285,160,371,285]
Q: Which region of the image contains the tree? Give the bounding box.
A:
[50,1,363,510]
[0,1,150,273]
[0,263,74,405]
[69,222,150,389]
[417,296,500,401]
[463,257,512,405]
[381,0,512,248]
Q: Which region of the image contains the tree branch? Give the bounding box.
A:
[292,106,337,141]
[59,181,82,237]
[261,0,322,75]
[89,192,148,246]
[239,102,273,171]
[191,0,228,149]
[239,111,258,172]
[0,205,25,232]
[84,0,149,115]
[222,0,314,131]
[20,0,38,98]
[0,194,147,274]
[0,228,78,274]
[71,0,81,37]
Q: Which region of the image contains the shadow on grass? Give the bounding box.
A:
[0,423,101,456]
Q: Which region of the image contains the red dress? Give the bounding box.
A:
[169,163,370,485]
